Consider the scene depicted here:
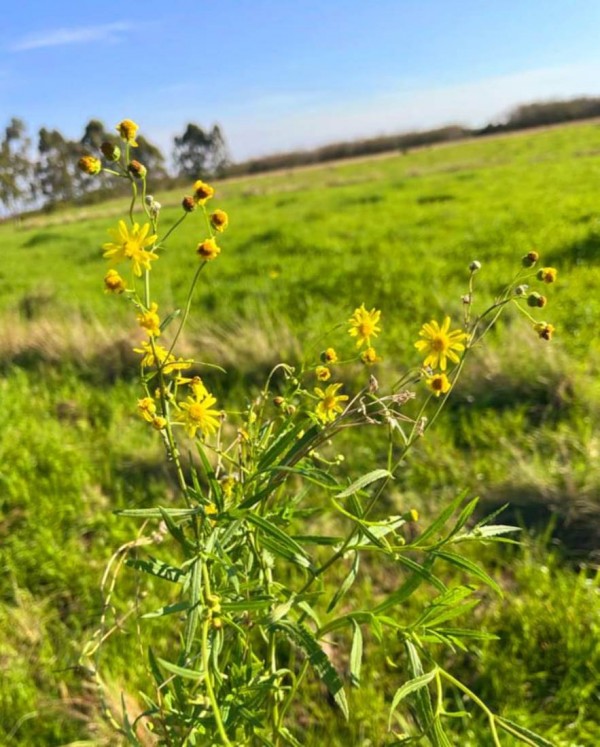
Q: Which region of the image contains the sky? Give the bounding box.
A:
[2,1,600,162]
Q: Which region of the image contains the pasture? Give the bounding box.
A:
[1,121,599,745]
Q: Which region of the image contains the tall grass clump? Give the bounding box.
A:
[77,119,563,745]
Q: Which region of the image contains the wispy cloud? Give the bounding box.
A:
[10,21,133,52]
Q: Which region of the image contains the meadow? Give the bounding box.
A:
[1,121,599,746]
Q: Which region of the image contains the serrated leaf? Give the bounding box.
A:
[434,550,502,595]
[273,620,349,719]
[327,552,360,613]
[388,670,437,729]
[455,524,521,541]
[350,620,363,687]
[141,600,191,619]
[125,556,185,583]
[335,469,392,498]
[496,716,555,746]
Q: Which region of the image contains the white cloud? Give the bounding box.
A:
[10,21,133,52]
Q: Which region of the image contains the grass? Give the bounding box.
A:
[1,121,600,744]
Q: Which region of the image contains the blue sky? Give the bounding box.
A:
[2,1,600,161]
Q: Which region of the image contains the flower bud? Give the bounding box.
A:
[537,267,557,284]
[193,180,215,204]
[273,396,285,407]
[116,119,139,146]
[320,347,338,364]
[182,195,197,212]
[469,260,481,272]
[514,284,529,296]
[104,269,126,294]
[522,251,539,268]
[100,141,121,161]
[527,292,542,307]
[210,209,229,232]
[197,238,221,261]
[127,160,147,179]
[78,155,102,175]
[533,322,555,341]
[152,416,167,430]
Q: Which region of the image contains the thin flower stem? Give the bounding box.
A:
[437,668,502,747]
[160,212,188,244]
[202,618,232,747]
[166,261,207,359]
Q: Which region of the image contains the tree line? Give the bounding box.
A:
[3,96,600,216]
[0,118,230,214]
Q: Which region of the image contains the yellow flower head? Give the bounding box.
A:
[138,396,156,423]
[315,365,331,381]
[210,209,229,232]
[103,220,159,277]
[116,119,139,146]
[348,304,382,349]
[104,269,126,294]
[321,347,338,364]
[78,155,102,175]
[415,317,467,371]
[534,322,555,341]
[314,383,349,423]
[137,302,161,337]
[537,267,557,284]
[176,392,221,438]
[134,341,192,374]
[361,346,381,365]
[190,376,209,400]
[425,372,451,397]
[151,416,167,431]
[193,180,215,204]
[197,238,221,261]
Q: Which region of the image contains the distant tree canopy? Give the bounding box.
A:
[3,96,600,216]
[173,123,230,179]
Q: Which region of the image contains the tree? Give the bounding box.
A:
[0,118,33,213]
[35,127,84,205]
[173,123,230,179]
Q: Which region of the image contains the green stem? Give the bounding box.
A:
[166,261,207,359]
[437,668,502,747]
[202,618,232,746]
[160,212,188,244]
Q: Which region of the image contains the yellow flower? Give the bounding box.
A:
[537,267,557,284]
[415,317,467,371]
[137,302,161,337]
[534,322,555,341]
[104,269,126,294]
[152,416,167,430]
[138,396,156,423]
[133,341,192,374]
[78,155,102,175]
[103,220,159,277]
[321,347,338,364]
[116,119,139,146]
[190,376,209,400]
[314,383,349,423]
[176,392,221,438]
[348,304,382,349]
[197,238,221,261]
[425,372,451,397]
[193,180,215,204]
[210,209,229,232]
[220,476,237,500]
[361,346,381,365]
[315,366,331,381]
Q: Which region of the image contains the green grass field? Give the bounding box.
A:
[1,122,600,746]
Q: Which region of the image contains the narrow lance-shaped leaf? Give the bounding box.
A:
[350,620,363,687]
[273,620,349,720]
[388,669,437,730]
[335,469,392,498]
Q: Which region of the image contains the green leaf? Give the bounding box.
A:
[411,490,469,547]
[183,558,202,654]
[156,657,204,680]
[335,469,392,498]
[374,556,439,614]
[141,600,191,619]
[257,422,310,471]
[454,524,521,542]
[496,716,555,746]
[125,556,185,584]
[405,641,452,747]
[242,512,313,570]
[433,550,502,595]
[267,465,339,490]
[388,669,437,730]
[115,506,201,519]
[350,620,363,687]
[327,552,360,613]
[273,620,349,719]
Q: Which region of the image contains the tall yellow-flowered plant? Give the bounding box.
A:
[78,120,559,747]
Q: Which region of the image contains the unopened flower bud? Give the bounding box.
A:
[127,160,147,179]
[469,260,481,272]
[514,284,528,296]
[210,209,229,232]
[527,292,542,307]
[285,404,296,416]
[273,396,285,407]
[522,251,539,268]
[100,141,121,161]
[182,195,197,212]
[78,155,102,175]
[537,267,557,284]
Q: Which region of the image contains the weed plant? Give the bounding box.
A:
[70,120,566,746]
